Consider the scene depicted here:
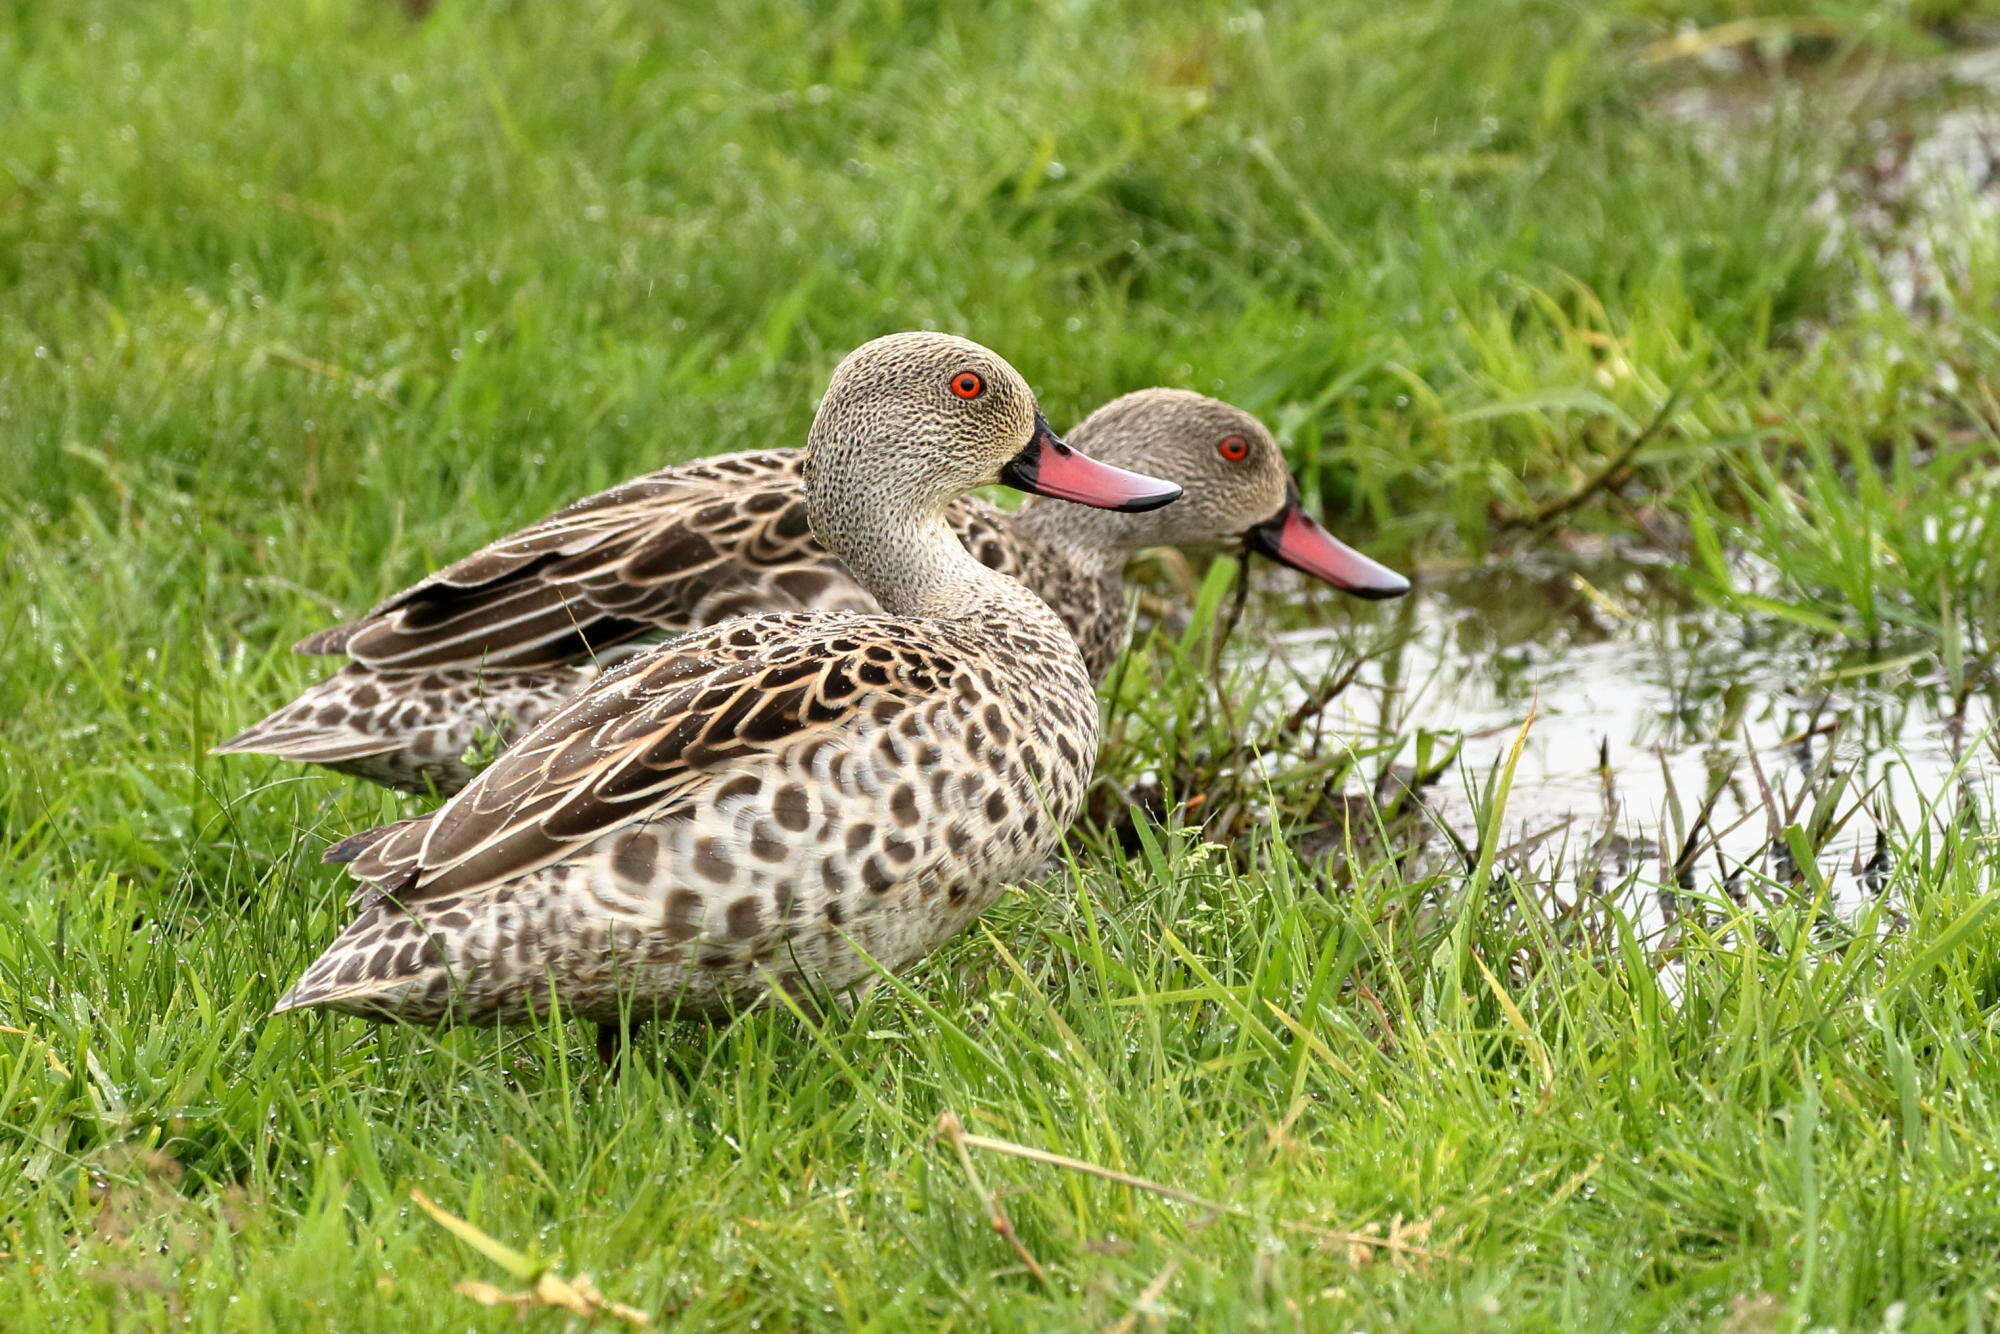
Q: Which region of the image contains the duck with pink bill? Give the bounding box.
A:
[215,382,1407,797]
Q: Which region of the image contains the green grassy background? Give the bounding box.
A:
[5,0,2000,1328]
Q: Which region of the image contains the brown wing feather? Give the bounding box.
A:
[297,450,1020,672]
[323,451,817,671]
[339,614,958,903]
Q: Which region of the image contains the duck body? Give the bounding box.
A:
[276,332,1180,1026]
[280,606,1094,1022]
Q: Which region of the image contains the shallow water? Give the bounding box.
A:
[1285,37,2000,926]
[1243,553,1991,928]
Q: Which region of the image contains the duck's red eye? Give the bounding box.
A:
[1218,435,1249,461]
[949,371,985,399]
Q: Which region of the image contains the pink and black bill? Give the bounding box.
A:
[1245,484,1410,600]
[1001,412,1183,513]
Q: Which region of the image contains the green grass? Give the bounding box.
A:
[6,0,2000,1328]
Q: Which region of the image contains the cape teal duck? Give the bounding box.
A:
[216,389,1406,797]
[274,332,1181,1029]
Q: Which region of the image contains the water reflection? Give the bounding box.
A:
[1240,553,1991,929]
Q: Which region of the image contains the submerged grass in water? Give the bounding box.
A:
[4,0,2000,1328]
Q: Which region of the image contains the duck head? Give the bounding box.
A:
[805,332,1183,519]
[1056,388,1410,600]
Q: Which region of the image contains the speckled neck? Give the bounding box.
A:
[825,498,1028,621]
[805,451,1061,630]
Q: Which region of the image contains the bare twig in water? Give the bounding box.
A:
[937,1116,1448,1265]
[935,1113,1050,1286]
[1278,653,1369,740]
[1504,371,1701,532]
